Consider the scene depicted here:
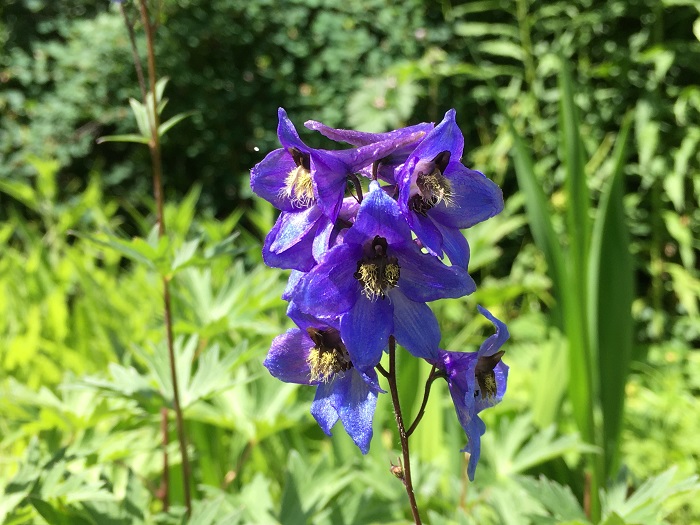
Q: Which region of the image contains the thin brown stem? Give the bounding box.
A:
[376,363,389,379]
[118,2,148,103]
[406,366,444,437]
[158,407,169,511]
[387,337,422,525]
[136,0,192,516]
[138,0,165,235]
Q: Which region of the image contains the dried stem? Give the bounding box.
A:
[386,336,423,525]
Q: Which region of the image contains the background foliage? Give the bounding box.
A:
[1,0,699,523]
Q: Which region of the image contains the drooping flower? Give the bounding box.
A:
[263,306,382,453]
[396,109,504,268]
[434,306,509,481]
[290,180,475,370]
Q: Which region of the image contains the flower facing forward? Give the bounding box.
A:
[263,307,382,453]
[435,306,509,480]
[290,181,475,370]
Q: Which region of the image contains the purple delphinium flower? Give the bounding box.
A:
[396,109,504,268]
[252,108,425,271]
[290,180,475,370]
[304,119,434,184]
[263,306,382,453]
[433,306,509,481]
[262,196,359,271]
[251,108,426,222]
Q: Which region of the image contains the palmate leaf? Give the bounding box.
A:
[484,415,596,477]
[81,362,164,414]
[519,476,589,523]
[601,467,700,524]
[70,227,170,273]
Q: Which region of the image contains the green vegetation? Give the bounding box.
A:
[1,0,699,523]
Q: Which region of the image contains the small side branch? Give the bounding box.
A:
[406,366,444,437]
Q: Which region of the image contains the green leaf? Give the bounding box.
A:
[601,467,700,524]
[128,97,152,137]
[478,40,525,61]
[519,476,589,522]
[96,134,150,145]
[454,22,519,39]
[159,111,197,137]
[70,230,171,275]
[587,114,633,476]
[0,178,39,211]
[557,55,596,457]
[171,238,202,273]
[599,512,626,525]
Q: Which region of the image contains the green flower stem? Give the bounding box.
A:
[386,336,423,525]
[135,0,192,516]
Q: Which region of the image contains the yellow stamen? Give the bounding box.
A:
[280,165,315,208]
[419,170,454,207]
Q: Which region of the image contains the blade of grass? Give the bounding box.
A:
[558,56,601,520]
[587,113,634,478]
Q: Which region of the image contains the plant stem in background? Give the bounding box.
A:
[117,3,147,103]
[158,407,170,511]
[120,0,193,515]
[385,337,423,525]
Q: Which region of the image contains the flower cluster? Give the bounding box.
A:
[251,108,509,479]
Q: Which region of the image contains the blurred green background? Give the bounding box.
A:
[1,0,699,523]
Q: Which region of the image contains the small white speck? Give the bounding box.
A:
[253,146,260,152]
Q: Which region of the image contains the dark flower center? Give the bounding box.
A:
[354,236,400,300]
[408,150,454,216]
[306,327,353,382]
[474,350,505,399]
[280,147,314,208]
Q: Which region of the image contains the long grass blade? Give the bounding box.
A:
[587,114,634,477]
